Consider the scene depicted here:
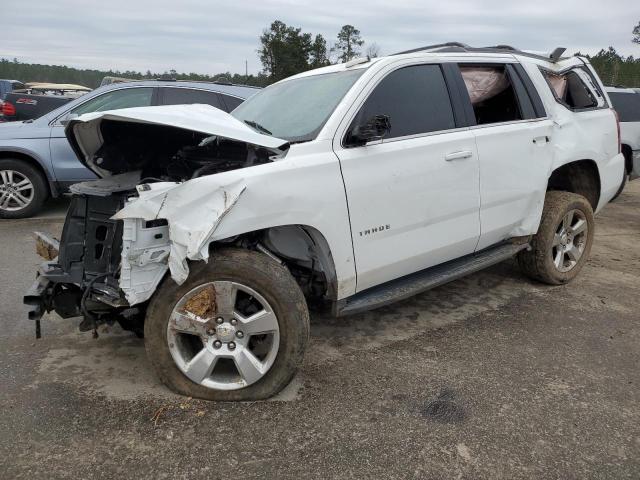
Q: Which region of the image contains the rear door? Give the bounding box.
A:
[457,62,554,250]
[333,62,481,292]
[49,87,156,182]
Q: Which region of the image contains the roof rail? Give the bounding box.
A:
[393,42,471,55]
[392,42,568,63]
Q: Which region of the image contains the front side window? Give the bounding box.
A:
[232,69,364,143]
[459,65,523,125]
[71,87,153,115]
[350,64,455,140]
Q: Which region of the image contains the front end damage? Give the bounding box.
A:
[24,104,290,337]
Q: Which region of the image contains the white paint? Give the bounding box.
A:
[114,179,247,287]
[119,217,171,305]
[67,50,624,305]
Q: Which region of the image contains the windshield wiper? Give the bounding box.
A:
[243,120,272,136]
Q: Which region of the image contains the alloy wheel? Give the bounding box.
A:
[551,209,588,273]
[0,169,34,212]
[167,281,280,390]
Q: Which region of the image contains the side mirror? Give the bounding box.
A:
[347,114,391,146]
[59,112,79,126]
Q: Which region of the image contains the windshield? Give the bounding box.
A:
[232,69,364,143]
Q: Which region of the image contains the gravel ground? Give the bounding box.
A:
[1,183,639,479]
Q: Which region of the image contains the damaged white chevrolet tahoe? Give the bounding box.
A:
[25,43,625,400]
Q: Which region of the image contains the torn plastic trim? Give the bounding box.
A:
[66,104,290,177]
[113,178,247,304]
[119,218,171,305]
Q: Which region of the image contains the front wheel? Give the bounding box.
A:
[518,191,595,285]
[144,248,310,401]
[0,159,49,219]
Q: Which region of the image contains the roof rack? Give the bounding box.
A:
[392,43,567,63]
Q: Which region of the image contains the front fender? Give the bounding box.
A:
[113,148,357,302]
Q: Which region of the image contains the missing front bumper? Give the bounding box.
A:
[24,265,55,321]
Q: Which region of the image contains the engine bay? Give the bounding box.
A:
[89,120,275,182]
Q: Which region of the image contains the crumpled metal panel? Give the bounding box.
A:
[113,178,246,292]
[119,218,171,305]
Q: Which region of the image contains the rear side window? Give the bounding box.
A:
[543,68,604,110]
[459,65,523,125]
[162,88,223,110]
[608,92,640,122]
[352,64,455,139]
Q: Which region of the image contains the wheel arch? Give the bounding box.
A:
[547,159,600,210]
[0,149,56,197]
[211,224,340,302]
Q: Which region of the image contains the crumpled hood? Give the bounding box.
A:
[65,103,289,177]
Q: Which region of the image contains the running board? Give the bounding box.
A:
[336,242,529,316]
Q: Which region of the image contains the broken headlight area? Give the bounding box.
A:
[23,138,273,337]
[24,109,290,338]
[24,191,148,337]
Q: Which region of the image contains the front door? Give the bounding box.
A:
[333,63,481,292]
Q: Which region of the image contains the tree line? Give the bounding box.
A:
[1,20,639,89]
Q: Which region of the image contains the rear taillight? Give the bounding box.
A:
[612,108,621,154]
[2,100,16,117]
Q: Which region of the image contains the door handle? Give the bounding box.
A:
[445,150,473,161]
[533,136,550,144]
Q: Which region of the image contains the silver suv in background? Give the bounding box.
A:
[0,80,258,218]
[606,86,640,197]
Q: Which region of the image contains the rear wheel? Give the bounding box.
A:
[144,248,309,401]
[0,159,48,219]
[518,191,594,285]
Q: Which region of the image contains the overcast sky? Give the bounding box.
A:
[2,0,639,75]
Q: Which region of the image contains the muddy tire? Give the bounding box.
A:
[518,191,594,285]
[0,159,49,219]
[144,248,309,401]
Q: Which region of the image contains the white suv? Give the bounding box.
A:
[26,43,625,400]
[605,86,640,197]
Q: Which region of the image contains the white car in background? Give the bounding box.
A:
[606,86,640,197]
[26,43,625,401]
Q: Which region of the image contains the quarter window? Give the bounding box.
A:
[351,64,456,140]
[542,68,603,110]
[71,88,153,115]
[459,65,523,125]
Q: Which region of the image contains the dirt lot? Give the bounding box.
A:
[1,183,639,479]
